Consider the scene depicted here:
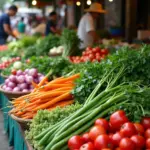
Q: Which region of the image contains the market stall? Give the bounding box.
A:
[0,30,150,150]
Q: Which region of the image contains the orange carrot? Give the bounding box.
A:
[33,92,72,111]
[47,100,74,110]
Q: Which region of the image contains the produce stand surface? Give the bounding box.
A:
[0,75,33,150]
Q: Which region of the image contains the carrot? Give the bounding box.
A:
[33,92,72,111]
[32,81,38,88]
[40,83,74,91]
[47,100,74,110]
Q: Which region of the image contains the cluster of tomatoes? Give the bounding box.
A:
[68,110,150,150]
[0,57,21,70]
[70,47,109,64]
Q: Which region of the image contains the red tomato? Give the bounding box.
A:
[120,122,137,137]
[82,51,86,56]
[95,118,109,131]
[89,125,106,141]
[92,59,97,62]
[11,70,17,75]
[131,135,145,149]
[92,48,98,53]
[89,54,94,60]
[145,129,150,139]
[102,149,112,150]
[111,132,125,147]
[109,133,113,140]
[68,136,85,150]
[101,49,109,55]
[115,148,120,150]
[141,118,150,130]
[109,110,129,131]
[146,138,150,149]
[134,123,145,135]
[96,55,101,62]
[119,138,135,150]
[82,133,91,143]
[109,123,117,133]
[79,142,95,150]
[94,134,113,149]
[86,46,92,51]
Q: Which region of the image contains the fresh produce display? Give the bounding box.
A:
[2,68,44,92]
[25,103,82,150]
[1,32,150,150]
[9,73,80,119]
[70,46,109,63]
[0,57,21,70]
[68,111,150,150]
[33,66,150,150]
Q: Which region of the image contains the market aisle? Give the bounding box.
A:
[0,111,12,150]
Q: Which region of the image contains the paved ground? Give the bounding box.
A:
[0,111,12,150]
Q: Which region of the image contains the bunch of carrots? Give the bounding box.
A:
[9,73,80,119]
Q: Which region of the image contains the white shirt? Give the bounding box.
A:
[77,13,95,49]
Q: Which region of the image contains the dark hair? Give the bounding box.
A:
[21,17,24,21]
[49,11,56,17]
[9,5,18,12]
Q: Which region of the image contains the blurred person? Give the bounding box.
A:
[32,17,46,35]
[77,3,106,49]
[18,17,26,34]
[0,5,18,45]
[45,11,58,36]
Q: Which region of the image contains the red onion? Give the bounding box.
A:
[9,75,16,82]
[17,75,25,83]
[5,87,12,91]
[25,76,33,84]
[5,79,10,85]
[16,70,23,76]
[19,83,28,90]
[22,89,29,93]
[28,68,38,77]
[7,82,16,88]
[13,87,20,92]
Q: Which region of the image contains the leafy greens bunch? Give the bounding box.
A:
[73,45,150,104]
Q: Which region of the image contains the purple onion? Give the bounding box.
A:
[24,69,29,74]
[22,89,29,92]
[5,87,12,91]
[28,68,38,77]
[19,83,28,90]
[17,75,25,83]
[16,70,23,76]
[7,82,16,88]
[13,87,20,92]
[25,76,33,84]
[5,79,10,85]
[9,75,16,82]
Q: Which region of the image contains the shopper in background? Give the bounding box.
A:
[18,17,26,34]
[77,3,106,49]
[45,11,57,36]
[0,5,18,45]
